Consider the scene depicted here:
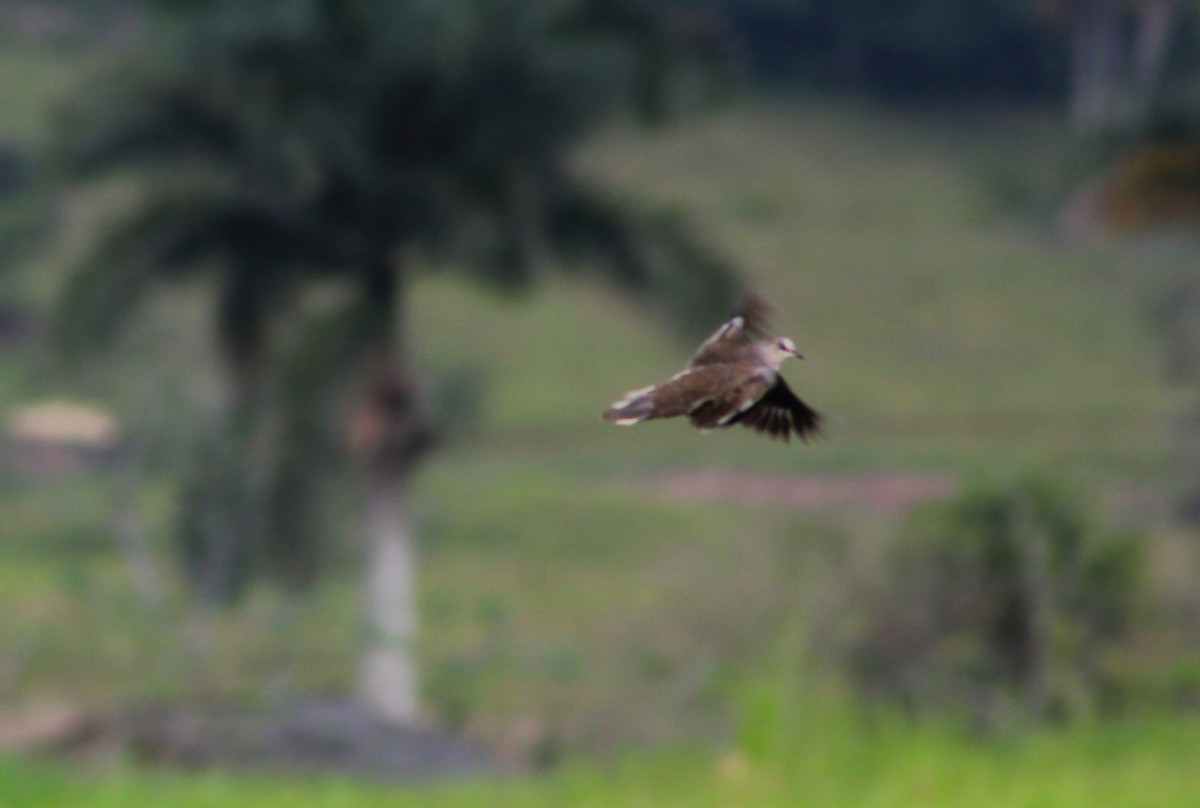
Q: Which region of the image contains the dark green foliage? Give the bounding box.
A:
[57,0,740,339]
[52,0,740,603]
[852,477,1145,727]
[698,0,1068,99]
[174,303,368,601]
[0,142,46,276]
[0,143,29,197]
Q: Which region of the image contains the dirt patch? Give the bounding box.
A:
[649,471,957,512]
[0,701,100,755]
[124,701,500,780]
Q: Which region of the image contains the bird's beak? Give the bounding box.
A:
[793,350,804,359]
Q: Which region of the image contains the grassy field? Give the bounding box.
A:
[5,708,1200,806]
[4,41,1200,805]
[411,101,1181,480]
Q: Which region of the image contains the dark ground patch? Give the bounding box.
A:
[5,700,500,782]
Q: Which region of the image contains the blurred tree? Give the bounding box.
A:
[697,0,1067,99]
[851,478,1143,728]
[1033,0,1183,138]
[1051,116,1200,525]
[1035,4,1200,529]
[52,0,739,723]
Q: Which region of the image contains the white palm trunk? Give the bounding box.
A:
[1069,0,1123,136]
[360,474,420,723]
[1129,0,1177,123]
[1068,0,1178,137]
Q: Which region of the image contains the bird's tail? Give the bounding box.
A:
[602,386,657,425]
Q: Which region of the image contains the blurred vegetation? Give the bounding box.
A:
[1067,118,1200,527]
[3,0,1200,802]
[6,702,1200,806]
[851,478,1149,728]
[49,0,740,604]
[702,0,1069,99]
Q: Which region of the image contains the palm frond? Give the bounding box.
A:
[639,210,744,337]
[54,193,201,356]
[259,302,370,589]
[541,175,742,337]
[62,80,243,180]
[56,178,346,358]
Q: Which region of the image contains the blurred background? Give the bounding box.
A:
[4,0,1200,804]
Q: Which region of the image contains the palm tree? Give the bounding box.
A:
[54,0,739,722]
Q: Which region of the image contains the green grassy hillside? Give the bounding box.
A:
[410,101,1178,481]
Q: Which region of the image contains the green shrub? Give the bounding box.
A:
[850,477,1145,728]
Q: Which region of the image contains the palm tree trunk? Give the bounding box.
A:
[360,473,420,723]
[353,249,430,724]
[1067,0,1177,139]
[1128,0,1177,125]
[1068,0,1124,137]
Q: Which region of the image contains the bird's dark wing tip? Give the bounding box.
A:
[732,379,822,444]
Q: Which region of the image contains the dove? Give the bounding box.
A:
[603,300,821,442]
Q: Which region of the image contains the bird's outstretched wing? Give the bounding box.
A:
[728,376,821,443]
[689,295,774,367]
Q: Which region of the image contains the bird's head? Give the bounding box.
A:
[758,336,803,369]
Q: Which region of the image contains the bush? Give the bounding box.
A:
[849,477,1145,728]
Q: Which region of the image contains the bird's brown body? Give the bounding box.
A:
[603,301,821,443]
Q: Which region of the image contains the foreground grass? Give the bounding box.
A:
[4,710,1199,807]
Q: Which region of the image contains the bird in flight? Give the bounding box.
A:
[602,298,821,442]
